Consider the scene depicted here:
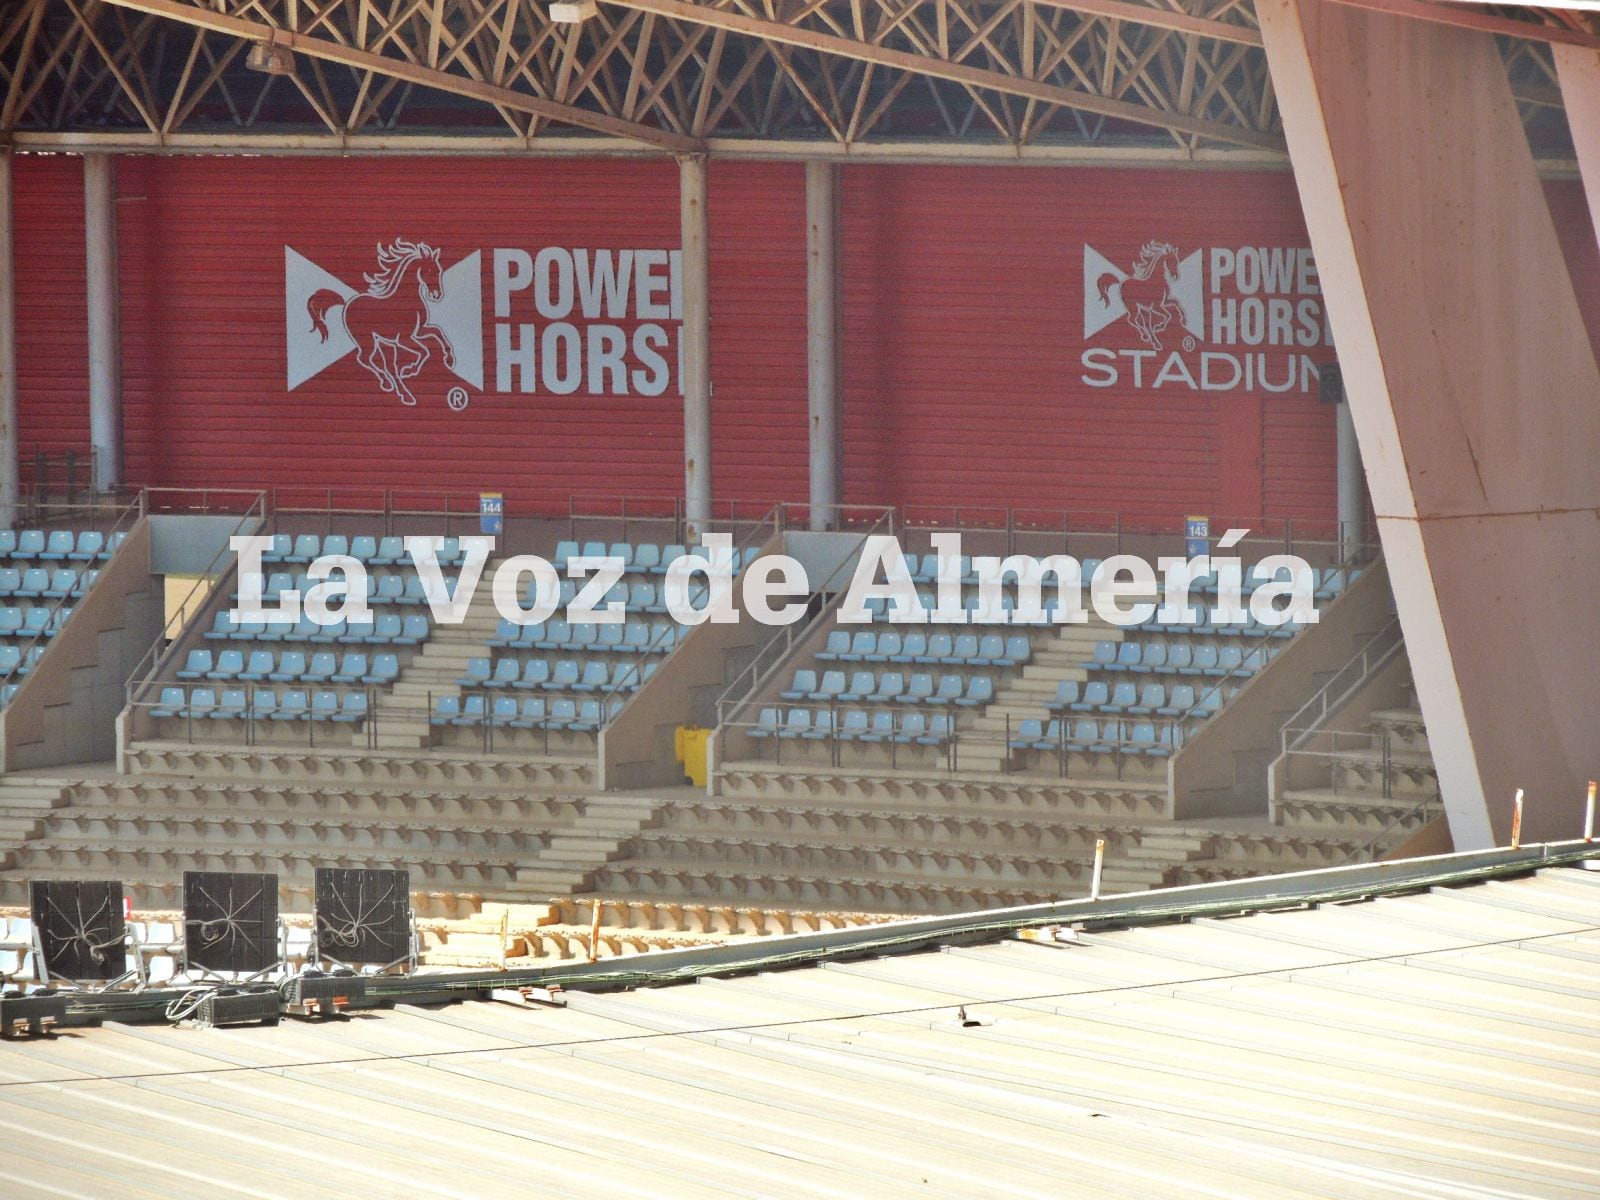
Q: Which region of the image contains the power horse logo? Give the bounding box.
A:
[1083,240,1204,352]
[285,240,484,408]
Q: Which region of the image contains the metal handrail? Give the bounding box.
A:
[0,491,149,691]
[595,502,788,714]
[124,491,270,705]
[713,508,898,726]
[1279,612,1404,756]
[1339,789,1443,866]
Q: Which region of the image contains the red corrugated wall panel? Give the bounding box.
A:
[115,156,686,505]
[12,155,89,458]
[708,161,809,506]
[838,164,1336,526]
[9,156,1596,525]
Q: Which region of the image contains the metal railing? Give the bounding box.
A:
[1279,613,1404,757]
[718,709,1183,780]
[714,506,899,727]
[0,492,150,692]
[1280,727,1436,800]
[124,490,270,707]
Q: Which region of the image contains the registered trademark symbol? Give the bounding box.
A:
[447,386,470,411]
[1182,336,1196,352]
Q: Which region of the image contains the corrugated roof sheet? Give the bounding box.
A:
[2,864,1598,1198]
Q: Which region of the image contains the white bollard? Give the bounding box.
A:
[1511,789,1524,850]
[1090,838,1106,901]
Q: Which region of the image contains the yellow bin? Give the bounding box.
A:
[675,724,711,789]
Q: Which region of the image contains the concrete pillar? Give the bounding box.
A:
[1553,47,1600,249]
[1335,398,1364,562]
[84,153,122,494]
[806,161,841,532]
[679,155,711,538]
[1260,0,1600,848]
[0,153,17,525]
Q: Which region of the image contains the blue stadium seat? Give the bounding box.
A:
[872,631,903,661]
[459,657,491,687]
[151,686,186,718]
[368,612,402,643]
[1011,718,1044,750]
[654,545,686,574]
[16,530,44,558]
[268,651,305,682]
[452,694,487,726]
[1218,645,1247,676]
[932,674,963,704]
[176,649,211,680]
[553,540,580,567]
[536,619,571,650]
[371,575,404,605]
[1191,645,1219,674]
[250,689,277,719]
[1071,681,1109,711]
[0,645,21,674]
[1128,722,1175,757]
[547,698,579,730]
[633,544,661,572]
[810,670,846,701]
[1130,683,1166,715]
[571,699,604,732]
[0,531,15,557]
[1131,642,1167,674]
[261,534,292,562]
[573,662,609,692]
[431,695,460,725]
[777,709,811,738]
[240,650,274,682]
[398,614,429,645]
[514,660,551,689]
[275,689,309,720]
[1066,718,1105,753]
[904,673,935,703]
[287,534,320,563]
[580,540,606,561]
[0,568,19,594]
[41,531,74,560]
[922,633,954,664]
[748,706,780,739]
[1090,641,1117,668]
[837,709,870,739]
[889,633,924,663]
[342,616,376,643]
[16,569,48,598]
[801,710,835,740]
[363,653,399,685]
[209,649,245,680]
[958,676,993,707]
[816,631,848,661]
[1046,680,1079,711]
[1107,681,1139,712]
[622,623,652,653]
[333,692,368,723]
[608,543,633,569]
[549,660,581,689]
[947,634,978,665]
[373,536,406,565]
[303,652,336,683]
[21,607,48,638]
[212,689,247,720]
[490,658,521,688]
[510,697,547,729]
[1167,643,1195,673]
[349,536,378,562]
[920,713,951,745]
[781,670,816,702]
[891,711,928,743]
[331,653,367,684]
[839,671,875,702]
[870,673,905,703]
[187,687,218,718]
[1157,684,1196,717]
[321,535,350,559]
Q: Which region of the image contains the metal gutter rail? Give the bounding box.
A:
[41,839,1600,1028]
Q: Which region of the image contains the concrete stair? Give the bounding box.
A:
[958,622,1120,772]
[0,775,68,869]
[377,570,505,749]
[505,793,664,898]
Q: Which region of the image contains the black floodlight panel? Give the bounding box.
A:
[312,868,411,964]
[29,881,127,981]
[183,872,280,974]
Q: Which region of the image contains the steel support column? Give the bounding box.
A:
[84,153,122,494]
[1260,0,1600,847]
[806,161,841,531]
[679,155,711,538]
[0,153,17,525]
[1335,398,1364,561]
[1553,46,1600,251]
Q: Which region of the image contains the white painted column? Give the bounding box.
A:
[0,152,17,525]
[1335,398,1364,562]
[84,153,122,494]
[806,161,841,531]
[1260,0,1600,848]
[1553,47,1600,248]
[679,155,711,538]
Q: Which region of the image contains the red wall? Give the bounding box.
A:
[9,153,1598,527]
[12,155,89,462]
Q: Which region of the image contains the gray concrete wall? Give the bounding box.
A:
[1,518,163,771]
